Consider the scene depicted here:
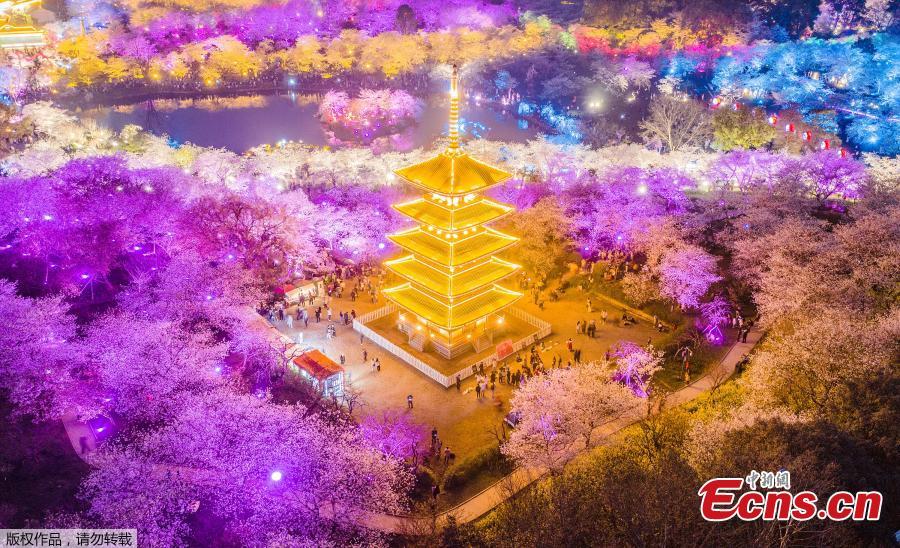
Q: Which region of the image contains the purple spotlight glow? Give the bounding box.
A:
[270,470,283,482]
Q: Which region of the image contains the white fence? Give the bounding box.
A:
[354,306,453,387]
[354,305,553,389]
[448,307,553,383]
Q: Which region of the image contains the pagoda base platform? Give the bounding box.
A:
[353,305,551,387]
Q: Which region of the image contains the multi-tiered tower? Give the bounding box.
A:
[0,0,46,49]
[384,66,522,359]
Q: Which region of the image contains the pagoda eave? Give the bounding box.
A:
[384,283,522,329]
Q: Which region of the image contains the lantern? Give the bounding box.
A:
[820,139,830,150]
[768,114,778,125]
[803,131,812,141]
[785,123,795,133]
[839,148,848,158]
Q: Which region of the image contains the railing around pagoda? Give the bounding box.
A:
[353,305,453,387]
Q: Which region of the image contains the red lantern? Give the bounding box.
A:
[732,103,740,111]
[820,139,830,150]
[839,148,847,158]
[768,114,778,125]
[785,123,795,133]
[710,97,722,109]
[803,131,812,141]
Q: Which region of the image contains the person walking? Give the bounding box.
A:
[327,307,333,321]
[587,298,593,313]
[576,320,582,334]
[407,394,414,409]
[601,309,608,324]
[475,383,482,399]
[363,349,368,363]
[285,313,294,329]
[566,338,574,352]
[456,375,461,391]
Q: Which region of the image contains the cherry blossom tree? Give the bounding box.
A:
[502,362,639,471]
[611,342,664,398]
[81,390,412,545]
[359,410,428,461]
[78,313,229,425]
[779,152,868,202]
[657,244,721,309]
[0,281,78,420]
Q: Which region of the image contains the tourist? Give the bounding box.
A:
[443,446,452,465]
[587,298,593,313]
[601,309,608,324]
[574,348,582,363]
[456,375,461,391]
[363,349,368,363]
[566,338,573,352]
[315,307,321,323]
[339,354,345,365]
[407,394,414,409]
[506,369,511,384]
[588,319,597,338]
[285,313,293,329]
[431,428,438,449]
[327,308,332,321]
[475,383,481,399]
[576,320,582,334]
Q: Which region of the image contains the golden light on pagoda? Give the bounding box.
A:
[384,65,522,358]
[0,0,45,49]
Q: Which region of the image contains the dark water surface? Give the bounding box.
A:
[82,93,541,152]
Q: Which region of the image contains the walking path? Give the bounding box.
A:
[59,321,761,536]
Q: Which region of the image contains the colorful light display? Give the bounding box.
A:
[383,65,522,359]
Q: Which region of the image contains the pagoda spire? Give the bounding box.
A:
[448,64,460,151]
[383,65,523,360]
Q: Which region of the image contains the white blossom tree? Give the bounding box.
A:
[502,362,639,471]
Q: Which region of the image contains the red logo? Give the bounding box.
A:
[699,472,882,522]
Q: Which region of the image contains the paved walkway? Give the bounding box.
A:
[352,327,763,534]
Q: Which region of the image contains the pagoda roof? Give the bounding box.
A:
[385,255,520,297]
[387,226,518,267]
[393,197,513,231]
[394,152,512,196]
[384,283,521,329]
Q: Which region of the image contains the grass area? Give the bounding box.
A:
[0,399,90,526]
[411,445,515,511]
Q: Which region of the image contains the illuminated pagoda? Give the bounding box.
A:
[0,0,46,49]
[384,66,522,359]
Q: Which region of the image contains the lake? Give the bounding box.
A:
[81,93,542,152]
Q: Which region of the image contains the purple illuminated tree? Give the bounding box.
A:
[611,342,663,398]
[359,410,428,461]
[779,152,868,202]
[698,295,732,345]
[81,390,411,545]
[0,281,78,420]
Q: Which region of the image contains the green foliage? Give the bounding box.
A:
[443,446,513,493]
[505,198,574,283]
[713,108,776,151]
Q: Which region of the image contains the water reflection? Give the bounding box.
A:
[82,93,540,152]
